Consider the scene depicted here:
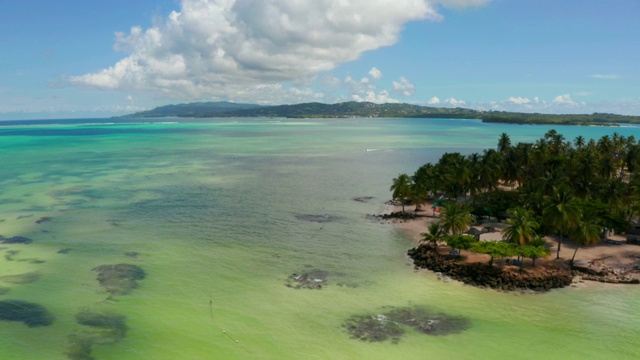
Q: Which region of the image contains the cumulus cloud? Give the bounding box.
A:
[428,96,440,105]
[590,74,620,80]
[552,94,580,107]
[69,0,487,103]
[445,97,466,106]
[352,90,398,103]
[505,96,530,105]
[392,76,415,96]
[368,67,382,79]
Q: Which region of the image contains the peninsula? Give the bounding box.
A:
[121,101,640,126]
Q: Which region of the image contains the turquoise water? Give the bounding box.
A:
[1,118,639,359]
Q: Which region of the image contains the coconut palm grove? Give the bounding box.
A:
[392,130,640,285]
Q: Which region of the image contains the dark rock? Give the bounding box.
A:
[0,300,54,327]
[58,248,72,254]
[352,196,375,203]
[408,245,573,292]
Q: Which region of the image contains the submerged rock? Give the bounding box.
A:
[384,306,471,336]
[343,305,471,343]
[66,310,128,360]
[285,269,329,289]
[352,196,375,203]
[0,300,54,327]
[343,314,405,343]
[0,271,41,284]
[0,235,33,244]
[295,214,341,223]
[92,264,145,296]
[58,248,72,254]
[76,310,128,339]
[35,216,53,224]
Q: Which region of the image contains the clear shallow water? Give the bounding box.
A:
[1,118,639,359]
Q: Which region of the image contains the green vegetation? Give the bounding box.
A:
[121,101,640,125]
[396,130,640,265]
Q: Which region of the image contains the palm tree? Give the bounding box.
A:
[421,222,444,248]
[439,202,473,235]
[573,135,586,149]
[497,132,511,155]
[502,207,539,245]
[569,217,601,265]
[543,187,581,259]
[390,173,412,213]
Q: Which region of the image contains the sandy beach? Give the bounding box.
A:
[390,202,640,284]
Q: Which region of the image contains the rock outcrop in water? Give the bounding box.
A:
[408,245,573,292]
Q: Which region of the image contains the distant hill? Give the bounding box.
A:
[121,101,640,125]
[122,101,261,118]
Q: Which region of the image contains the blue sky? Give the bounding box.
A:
[1,0,639,120]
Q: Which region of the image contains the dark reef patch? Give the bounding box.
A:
[58,248,72,254]
[285,269,329,289]
[92,264,145,296]
[66,310,128,360]
[295,214,341,223]
[4,249,19,261]
[0,300,54,327]
[0,272,41,284]
[343,314,405,343]
[352,196,375,203]
[0,235,33,244]
[343,305,470,343]
[36,216,53,224]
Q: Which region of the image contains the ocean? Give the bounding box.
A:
[1,117,639,359]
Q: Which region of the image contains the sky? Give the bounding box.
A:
[1,0,639,120]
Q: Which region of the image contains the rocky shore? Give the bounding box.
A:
[408,245,574,292]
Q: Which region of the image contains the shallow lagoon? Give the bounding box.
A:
[1,118,639,359]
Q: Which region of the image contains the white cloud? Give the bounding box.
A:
[445,97,466,106]
[505,96,530,105]
[368,67,382,79]
[69,0,486,103]
[437,0,490,8]
[428,96,440,105]
[590,74,620,80]
[552,94,579,107]
[353,90,398,103]
[392,76,415,96]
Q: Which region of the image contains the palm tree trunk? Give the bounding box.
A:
[556,230,563,259]
[570,246,580,265]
